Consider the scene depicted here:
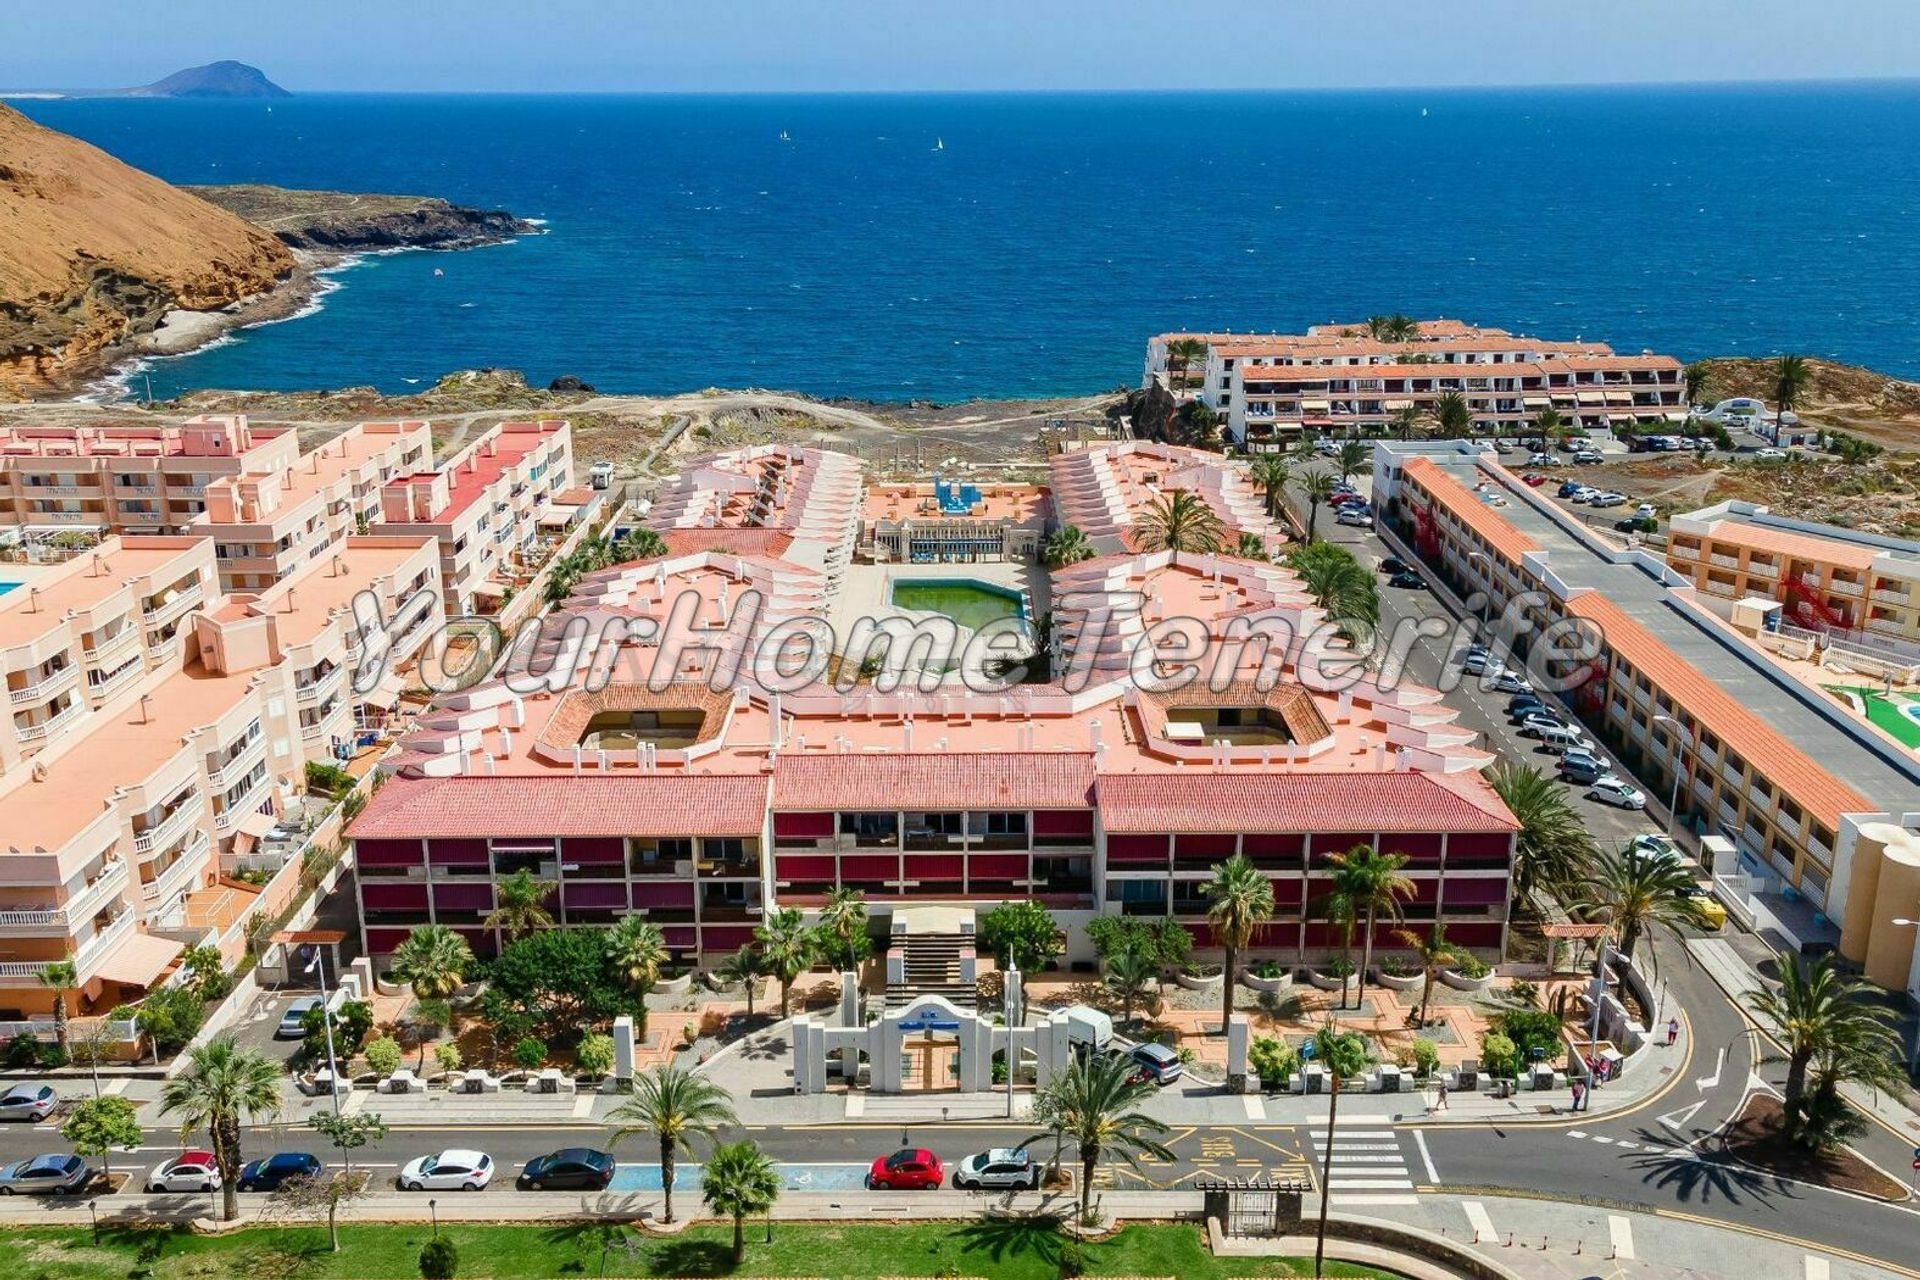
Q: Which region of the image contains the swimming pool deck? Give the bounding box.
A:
[829,560,1049,662]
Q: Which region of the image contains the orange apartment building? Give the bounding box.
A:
[0,533,445,1025]
[370,419,573,614]
[1142,321,1686,450]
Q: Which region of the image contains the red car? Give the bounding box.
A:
[868,1148,944,1190]
[1521,472,1548,487]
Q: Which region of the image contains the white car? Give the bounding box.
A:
[1588,492,1627,508]
[1335,507,1372,527]
[1489,670,1532,694]
[0,1084,57,1123]
[147,1149,222,1193]
[1589,778,1648,810]
[1628,833,1681,864]
[1756,447,1787,460]
[953,1148,1042,1190]
[400,1149,494,1192]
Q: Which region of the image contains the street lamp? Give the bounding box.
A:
[305,950,342,1122]
[1651,714,1694,845]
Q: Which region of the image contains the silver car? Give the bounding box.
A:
[953,1148,1042,1190]
[0,1083,57,1122]
[0,1153,89,1195]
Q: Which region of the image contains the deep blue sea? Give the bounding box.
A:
[17,85,1920,400]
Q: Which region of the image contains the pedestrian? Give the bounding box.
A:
[1435,1079,1449,1112]
[1666,1017,1679,1048]
[1570,1077,1586,1113]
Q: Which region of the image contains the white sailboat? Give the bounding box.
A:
[779,129,791,142]
[933,137,944,151]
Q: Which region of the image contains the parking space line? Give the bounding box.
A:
[1241,1094,1265,1121]
[570,1093,594,1119]
[1609,1214,1635,1260]
[1462,1200,1497,1242]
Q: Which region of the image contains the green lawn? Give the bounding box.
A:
[0,1221,1399,1279]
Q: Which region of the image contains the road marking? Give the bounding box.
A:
[1326,1154,1405,1164]
[1612,1141,1640,1151]
[844,1094,864,1119]
[103,1078,129,1096]
[1327,1177,1415,1190]
[570,1093,595,1119]
[1609,1215,1635,1260]
[1411,1128,1439,1182]
[1241,1094,1265,1121]
[1316,1112,1392,1124]
[1696,1045,1725,1091]
[1321,1142,1401,1152]
[1462,1200,1497,1242]
[1590,1135,1613,1144]
[1566,1129,1588,1139]
[1310,1127,1394,1138]
[341,1090,368,1117]
[1657,1099,1706,1131]
[1805,1257,1830,1280]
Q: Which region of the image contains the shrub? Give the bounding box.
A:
[1451,953,1490,979]
[1481,1031,1520,1079]
[1494,1008,1564,1066]
[574,1032,615,1079]
[433,1042,463,1076]
[39,1041,68,1069]
[1322,958,1355,979]
[363,1036,403,1077]
[1379,955,1415,978]
[4,1034,40,1068]
[1508,978,1538,1006]
[305,761,355,797]
[419,1236,458,1280]
[136,984,207,1055]
[1057,1239,1087,1278]
[1251,959,1284,980]
[1249,1035,1297,1087]
[1411,1038,1440,1079]
[513,1036,547,1071]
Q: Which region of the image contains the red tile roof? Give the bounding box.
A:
[349,774,771,839]
[1095,772,1518,835]
[771,753,1097,811]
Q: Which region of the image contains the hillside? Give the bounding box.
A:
[125,61,290,99]
[0,104,295,395]
[1695,355,1920,448]
[189,185,537,251]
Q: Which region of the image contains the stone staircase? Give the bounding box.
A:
[886,930,975,1009]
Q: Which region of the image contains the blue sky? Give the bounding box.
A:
[9,0,1920,92]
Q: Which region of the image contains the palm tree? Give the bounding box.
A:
[1532,406,1565,451]
[1309,1023,1376,1278]
[753,907,815,1017]
[608,916,669,1037]
[608,1063,738,1225]
[387,925,474,1002]
[612,527,668,563]
[1489,762,1597,908]
[1164,337,1209,391]
[1309,883,1358,984]
[1335,439,1370,485]
[1248,453,1292,521]
[157,1034,283,1221]
[715,945,768,1019]
[1234,531,1270,561]
[1027,1051,1173,1227]
[702,1139,780,1264]
[1683,362,1714,408]
[1803,1012,1905,1148]
[37,961,77,1055]
[1579,848,1710,973]
[1103,948,1158,1028]
[816,887,868,972]
[1743,951,1898,1134]
[1773,355,1811,433]
[1365,314,1417,343]
[1430,390,1473,439]
[1130,491,1224,557]
[1327,846,1413,1011]
[1285,543,1380,630]
[483,868,555,941]
[1395,925,1460,1028]
[1299,470,1337,542]
[1043,524,1096,569]
[1390,404,1422,441]
[1205,854,1275,1036]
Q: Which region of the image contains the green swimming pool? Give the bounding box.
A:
[889,578,1027,632]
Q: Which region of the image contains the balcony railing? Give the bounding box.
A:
[84,625,142,668]
[15,699,84,743]
[205,735,266,791]
[10,663,80,705]
[141,835,209,906]
[294,665,344,707]
[212,776,272,833]
[0,910,136,981]
[143,582,204,625]
[133,795,207,855]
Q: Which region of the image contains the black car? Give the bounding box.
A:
[1507,697,1545,722]
[237,1152,322,1192]
[1378,556,1410,576]
[1389,571,1427,590]
[517,1147,616,1191]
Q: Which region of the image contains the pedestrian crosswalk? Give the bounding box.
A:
[1308,1113,1419,1206]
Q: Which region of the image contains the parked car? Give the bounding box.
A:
[0,1084,58,1123]
[1634,503,1658,521]
[1755,447,1788,460]
[868,1148,944,1190]
[147,1150,222,1193]
[1489,670,1532,695]
[1558,751,1614,786]
[1128,1042,1184,1086]
[1378,556,1410,576]
[238,1152,323,1192]
[1335,507,1372,527]
[1628,833,1681,865]
[1556,480,1583,498]
[1589,778,1649,810]
[1520,473,1548,486]
[1507,694,1544,720]
[1683,884,1727,930]
[954,1148,1042,1191]
[400,1149,494,1193]
[1589,492,1627,508]
[277,996,323,1039]
[1528,453,1565,467]
[1536,723,1590,754]
[1389,572,1428,590]
[1517,712,1568,739]
[0,1153,89,1195]
[516,1148,615,1191]
[1462,652,1504,676]
[1573,449,1604,464]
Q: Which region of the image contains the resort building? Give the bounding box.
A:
[200,420,433,592]
[1046,441,1286,554]
[1143,322,1686,450]
[369,419,574,614]
[860,481,1048,563]
[0,533,446,1020]
[347,443,1518,986]
[1372,440,1920,999]
[1667,500,1920,645]
[648,444,863,599]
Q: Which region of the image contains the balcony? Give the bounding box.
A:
[205,735,266,791]
[141,834,210,906]
[1748,560,1777,578]
[1708,553,1739,570]
[10,662,80,706]
[1829,579,1863,598]
[143,581,204,625]
[1871,587,1909,606]
[0,861,128,934]
[14,698,84,743]
[133,794,207,855]
[0,910,136,982]
[85,624,142,669]
[86,657,145,705]
[212,775,272,833]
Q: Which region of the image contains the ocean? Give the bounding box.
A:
[17,84,1920,401]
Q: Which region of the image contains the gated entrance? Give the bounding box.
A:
[1198,1176,1310,1238]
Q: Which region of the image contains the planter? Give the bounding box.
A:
[654,972,694,997]
[1238,967,1294,994]
[1174,968,1225,993]
[1439,966,1495,992]
[1308,968,1358,994]
[1370,968,1422,992]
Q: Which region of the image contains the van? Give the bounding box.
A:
[1536,723,1588,754]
